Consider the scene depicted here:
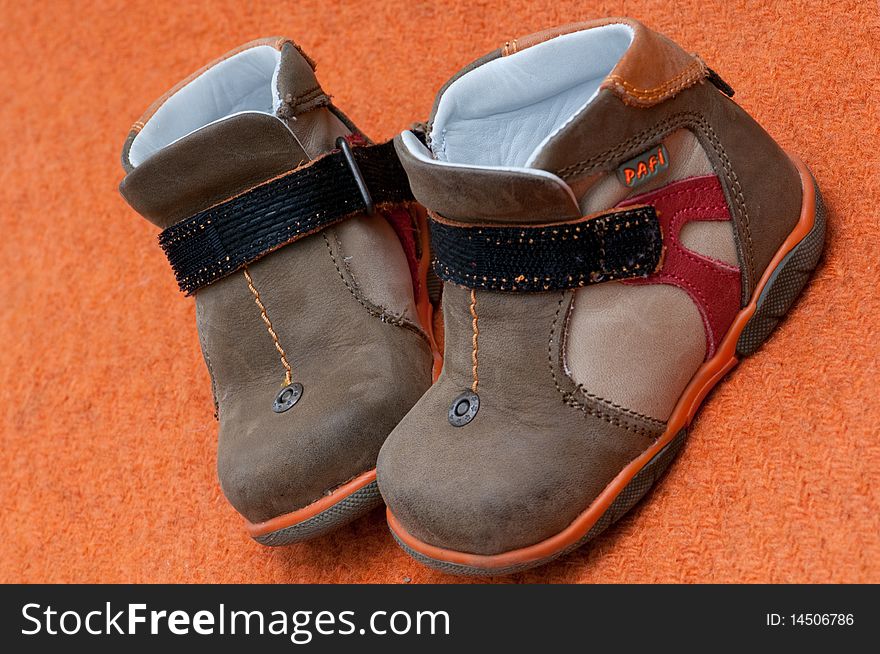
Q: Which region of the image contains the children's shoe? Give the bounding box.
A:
[378,18,825,574]
[119,38,436,545]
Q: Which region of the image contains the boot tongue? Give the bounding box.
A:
[120,39,351,228]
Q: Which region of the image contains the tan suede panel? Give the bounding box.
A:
[680,222,739,267]
[566,282,706,422]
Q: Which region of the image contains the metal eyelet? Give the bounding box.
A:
[448,390,480,427]
[273,382,303,413]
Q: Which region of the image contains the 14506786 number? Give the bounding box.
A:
[766,613,855,627]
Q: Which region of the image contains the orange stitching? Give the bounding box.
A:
[243,266,293,386]
[469,289,479,392]
[605,60,704,95]
[603,75,702,106]
[602,58,706,99]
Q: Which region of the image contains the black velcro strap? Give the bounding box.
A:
[158,139,413,294]
[430,206,662,292]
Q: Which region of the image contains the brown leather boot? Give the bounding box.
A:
[119,38,436,545]
[378,18,825,574]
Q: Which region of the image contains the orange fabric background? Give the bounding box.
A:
[1,0,878,584]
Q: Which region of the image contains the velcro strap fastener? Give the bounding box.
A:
[158,139,413,294]
[430,206,663,292]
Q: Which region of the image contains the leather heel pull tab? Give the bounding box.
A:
[706,67,735,98]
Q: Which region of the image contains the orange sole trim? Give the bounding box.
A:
[387,154,818,571]
[245,468,377,538]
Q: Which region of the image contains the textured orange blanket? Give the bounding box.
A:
[1,0,877,583]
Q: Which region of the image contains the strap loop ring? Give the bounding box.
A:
[336,136,375,216]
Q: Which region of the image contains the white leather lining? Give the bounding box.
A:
[128,46,282,167]
[431,24,633,168]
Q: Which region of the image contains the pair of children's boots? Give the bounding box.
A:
[120,18,825,575]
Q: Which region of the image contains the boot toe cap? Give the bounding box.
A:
[378,384,657,556]
[218,371,424,525]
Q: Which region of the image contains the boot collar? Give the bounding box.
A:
[401,18,709,224]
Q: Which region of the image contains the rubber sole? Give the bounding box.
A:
[387,156,826,575]
[247,470,382,546]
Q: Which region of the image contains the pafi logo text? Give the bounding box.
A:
[617,144,669,188]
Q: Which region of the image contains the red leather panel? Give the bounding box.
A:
[618,175,741,359]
